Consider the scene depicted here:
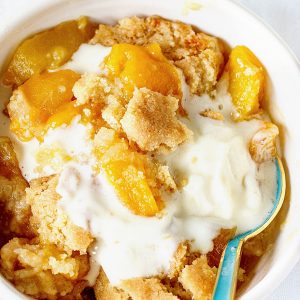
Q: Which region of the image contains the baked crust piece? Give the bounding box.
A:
[0,137,32,244]
[7,90,35,140]
[92,229,250,300]
[120,278,179,300]
[0,170,92,299]
[90,16,224,95]
[26,175,93,254]
[102,95,126,131]
[168,242,200,279]
[0,237,89,299]
[178,256,217,300]
[93,242,217,300]
[73,76,192,154]
[200,109,224,121]
[121,88,192,152]
[72,72,106,106]
[249,122,279,163]
[73,73,126,131]
[94,267,130,300]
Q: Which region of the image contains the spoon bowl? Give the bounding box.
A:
[213,157,286,300]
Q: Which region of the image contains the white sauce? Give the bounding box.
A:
[10,116,94,181]
[60,44,111,74]
[57,163,180,285]
[163,78,276,234]
[0,44,277,286]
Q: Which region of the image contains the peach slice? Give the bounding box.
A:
[94,128,159,217]
[104,43,181,99]
[3,17,96,87]
[8,70,80,141]
[104,159,159,217]
[0,137,22,179]
[228,46,265,120]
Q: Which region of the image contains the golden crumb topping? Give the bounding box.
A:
[120,278,178,300]
[72,72,106,106]
[26,176,93,254]
[0,137,32,243]
[178,256,217,300]
[0,237,89,299]
[101,95,126,131]
[200,109,224,121]
[94,267,130,300]
[90,16,224,95]
[249,122,279,163]
[168,242,196,279]
[121,88,192,152]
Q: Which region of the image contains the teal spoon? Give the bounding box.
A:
[213,157,286,300]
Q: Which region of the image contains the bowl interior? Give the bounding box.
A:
[0,0,300,299]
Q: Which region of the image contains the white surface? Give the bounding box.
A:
[0,0,299,299]
[238,0,300,61]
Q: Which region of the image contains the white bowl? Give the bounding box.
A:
[0,0,300,299]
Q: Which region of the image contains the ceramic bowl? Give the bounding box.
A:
[0,0,300,299]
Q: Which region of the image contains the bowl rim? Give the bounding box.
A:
[0,1,300,299]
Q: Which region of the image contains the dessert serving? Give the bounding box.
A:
[0,15,281,299]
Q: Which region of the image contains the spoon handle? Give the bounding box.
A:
[213,237,244,300]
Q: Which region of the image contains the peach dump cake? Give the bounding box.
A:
[0,16,281,299]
